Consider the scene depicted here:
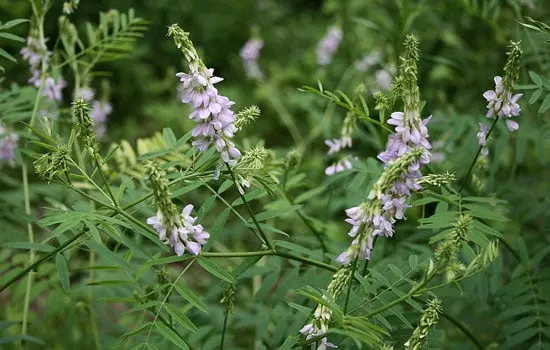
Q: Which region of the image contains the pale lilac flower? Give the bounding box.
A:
[177,67,241,164]
[483,76,522,131]
[325,158,352,176]
[90,101,112,137]
[355,51,382,72]
[76,87,95,101]
[325,138,343,155]
[477,122,489,157]
[0,123,19,166]
[240,38,264,80]
[317,26,342,66]
[147,204,210,256]
[43,76,66,102]
[20,34,51,87]
[336,111,432,264]
[375,69,392,90]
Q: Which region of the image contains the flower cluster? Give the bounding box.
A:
[75,87,112,137]
[146,163,209,256]
[483,76,522,131]
[476,123,489,157]
[355,51,382,72]
[325,158,352,176]
[478,41,522,156]
[169,24,241,164]
[299,267,351,350]
[147,204,210,256]
[324,102,357,176]
[337,34,431,265]
[21,31,66,102]
[317,26,342,66]
[0,123,19,166]
[336,147,427,265]
[20,31,50,87]
[404,298,442,349]
[377,111,431,168]
[240,38,264,80]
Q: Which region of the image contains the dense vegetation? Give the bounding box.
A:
[1,0,549,349]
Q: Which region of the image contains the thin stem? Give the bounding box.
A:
[89,251,101,350]
[220,311,229,350]
[94,156,118,206]
[263,83,305,149]
[0,229,88,293]
[69,159,111,201]
[442,310,484,349]
[343,256,359,314]
[21,2,49,338]
[144,259,196,347]
[273,251,337,272]
[279,187,326,252]
[458,117,499,193]
[201,250,337,272]
[225,163,273,251]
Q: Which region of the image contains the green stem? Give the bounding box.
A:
[279,187,326,252]
[89,251,101,350]
[273,251,337,272]
[220,311,229,350]
[343,256,359,314]
[94,156,118,206]
[263,83,304,149]
[225,163,273,250]
[458,117,499,193]
[442,310,484,349]
[202,251,337,272]
[0,229,88,293]
[366,272,435,318]
[20,2,49,339]
[69,159,111,202]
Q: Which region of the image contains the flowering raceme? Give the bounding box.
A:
[477,41,522,156]
[169,24,241,164]
[337,34,431,264]
[240,38,264,80]
[0,123,19,166]
[146,163,209,256]
[21,30,66,102]
[483,75,522,131]
[147,204,210,256]
[324,101,357,176]
[317,26,342,66]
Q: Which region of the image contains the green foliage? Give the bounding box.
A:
[0,0,549,349]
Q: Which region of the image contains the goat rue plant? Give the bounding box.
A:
[1,1,548,349]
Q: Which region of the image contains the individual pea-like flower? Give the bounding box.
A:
[483,76,522,131]
[147,204,210,256]
[477,122,489,157]
[0,123,19,166]
[317,26,342,66]
[240,38,264,80]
